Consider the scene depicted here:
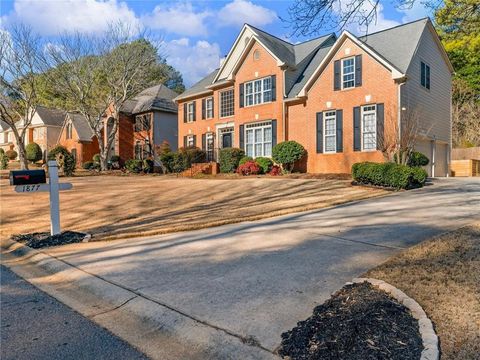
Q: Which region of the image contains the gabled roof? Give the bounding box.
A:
[122,84,178,115]
[67,113,95,142]
[174,69,219,101]
[0,120,10,132]
[35,106,65,126]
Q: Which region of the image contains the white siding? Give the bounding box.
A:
[217,27,256,81]
[402,27,452,144]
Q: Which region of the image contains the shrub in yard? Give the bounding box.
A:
[93,153,101,164]
[125,159,143,173]
[0,148,4,155]
[272,141,305,172]
[408,151,429,167]
[237,160,260,176]
[109,155,121,169]
[159,151,175,173]
[26,142,43,163]
[82,161,94,170]
[268,165,282,176]
[143,159,154,173]
[255,157,273,174]
[352,162,427,189]
[219,147,245,173]
[179,147,206,167]
[239,156,253,166]
[6,149,18,160]
[48,146,75,176]
[172,152,188,173]
[0,151,8,169]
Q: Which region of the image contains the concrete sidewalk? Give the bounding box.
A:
[2,178,479,359]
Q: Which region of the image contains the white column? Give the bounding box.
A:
[48,160,61,235]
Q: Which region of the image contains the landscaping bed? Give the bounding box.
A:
[279,281,423,359]
[11,231,87,249]
[365,223,480,360]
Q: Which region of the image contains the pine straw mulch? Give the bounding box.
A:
[12,231,87,249]
[365,223,480,360]
[279,282,423,360]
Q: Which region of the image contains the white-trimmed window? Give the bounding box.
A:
[361,105,377,151]
[245,77,272,107]
[323,110,336,153]
[66,123,73,139]
[220,89,234,118]
[186,135,195,147]
[187,102,195,122]
[206,97,213,118]
[420,61,430,90]
[342,57,355,89]
[245,121,272,158]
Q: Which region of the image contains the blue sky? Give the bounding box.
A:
[0,0,432,86]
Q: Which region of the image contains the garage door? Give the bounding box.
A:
[435,143,448,177]
[415,140,433,177]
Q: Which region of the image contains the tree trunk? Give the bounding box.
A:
[16,137,29,170]
[100,149,109,171]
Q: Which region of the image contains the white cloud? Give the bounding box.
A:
[398,1,432,23]
[165,38,221,86]
[218,0,277,28]
[1,0,140,35]
[141,3,211,37]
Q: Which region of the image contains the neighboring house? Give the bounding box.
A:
[0,106,65,160]
[106,84,178,164]
[175,18,452,176]
[0,120,13,152]
[57,113,99,167]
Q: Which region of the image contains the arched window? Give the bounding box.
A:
[66,123,73,139]
[253,49,260,61]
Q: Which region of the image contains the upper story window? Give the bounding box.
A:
[206,97,213,118]
[421,61,430,90]
[323,110,336,153]
[253,49,260,61]
[135,113,151,131]
[245,77,272,107]
[66,123,73,139]
[245,121,272,158]
[342,57,355,89]
[220,89,234,118]
[361,105,376,151]
[187,102,195,122]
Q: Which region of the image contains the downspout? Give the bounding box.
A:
[282,68,287,142]
[397,80,406,146]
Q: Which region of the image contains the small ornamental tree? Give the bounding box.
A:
[26,142,43,163]
[47,145,75,176]
[272,141,305,172]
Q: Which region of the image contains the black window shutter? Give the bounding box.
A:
[376,103,384,150]
[355,55,362,87]
[239,83,244,108]
[421,62,425,87]
[211,98,214,118]
[336,110,343,153]
[183,136,187,148]
[426,65,430,89]
[271,119,277,147]
[192,101,196,121]
[202,99,206,120]
[271,75,276,101]
[193,134,197,147]
[202,133,206,150]
[353,106,361,151]
[334,60,341,91]
[316,112,323,153]
[239,124,245,150]
[183,103,187,123]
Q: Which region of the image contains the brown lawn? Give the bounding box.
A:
[365,223,480,360]
[0,174,385,240]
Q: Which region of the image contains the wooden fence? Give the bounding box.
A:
[451,159,480,177]
[452,147,480,160]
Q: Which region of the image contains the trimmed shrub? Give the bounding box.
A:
[0,151,8,169]
[109,155,121,169]
[268,165,282,176]
[237,160,260,176]
[125,159,143,173]
[82,161,94,170]
[26,142,43,163]
[159,152,175,173]
[172,153,187,173]
[239,156,253,166]
[93,153,101,164]
[47,146,75,176]
[143,159,154,173]
[408,151,429,167]
[179,147,206,167]
[255,157,273,174]
[352,162,427,189]
[272,141,305,172]
[219,147,245,173]
[6,149,18,160]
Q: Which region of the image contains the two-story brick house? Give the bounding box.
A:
[175,18,453,176]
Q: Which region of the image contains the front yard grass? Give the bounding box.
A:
[0,175,385,241]
[365,223,480,360]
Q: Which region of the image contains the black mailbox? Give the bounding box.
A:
[10,170,46,186]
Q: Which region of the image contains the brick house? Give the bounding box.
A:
[57,113,99,167]
[175,18,453,176]
[0,106,65,161]
[107,84,178,164]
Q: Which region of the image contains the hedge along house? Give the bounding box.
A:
[107,84,178,166]
[175,18,453,176]
[57,113,100,167]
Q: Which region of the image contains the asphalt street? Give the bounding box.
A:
[0,265,147,360]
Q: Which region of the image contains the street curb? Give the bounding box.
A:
[352,278,439,360]
[0,239,277,360]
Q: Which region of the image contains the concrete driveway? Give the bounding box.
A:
[8,178,480,357]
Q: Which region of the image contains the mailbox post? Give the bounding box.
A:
[48,161,61,235]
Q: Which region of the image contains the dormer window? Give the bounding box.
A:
[66,122,73,139]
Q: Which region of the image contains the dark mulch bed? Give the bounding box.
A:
[12,231,86,249]
[279,282,423,360]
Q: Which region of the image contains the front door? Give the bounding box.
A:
[222,132,232,148]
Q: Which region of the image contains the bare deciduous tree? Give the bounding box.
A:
[0,25,47,169]
[452,78,480,147]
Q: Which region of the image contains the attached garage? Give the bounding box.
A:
[414,139,449,177]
